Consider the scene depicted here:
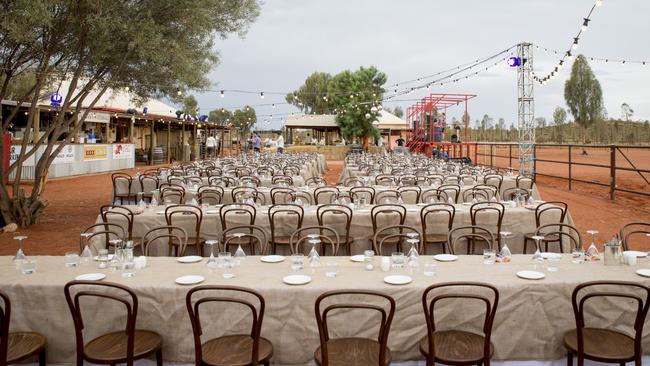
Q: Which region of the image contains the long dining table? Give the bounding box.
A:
[2,254,649,364]
[96,201,572,255]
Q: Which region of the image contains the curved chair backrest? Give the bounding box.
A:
[619,221,650,251]
[316,204,352,248]
[534,223,582,252]
[314,187,340,205]
[165,204,202,239]
[220,203,257,230]
[373,224,421,256]
[223,225,269,255]
[349,187,375,204]
[502,187,531,201]
[270,187,296,205]
[371,204,406,237]
[142,225,188,256]
[421,203,456,235]
[421,282,499,365]
[315,290,395,366]
[290,225,340,256]
[268,204,304,241]
[535,201,568,227]
[64,281,139,365]
[448,226,495,254]
[437,184,460,203]
[100,205,134,240]
[516,175,534,190]
[186,285,266,366]
[421,189,449,204]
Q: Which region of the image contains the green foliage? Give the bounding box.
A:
[0,0,261,226]
[564,55,604,142]
[327,66,386,141]
[231,105,257,135]
[286,71,335,114]
[209,108,232,124]
[182,95,199,116]
[553,107,567,125]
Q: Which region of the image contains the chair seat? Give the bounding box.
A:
[201,335,273,366]
[314,337,392,366]
[419,330,493,364]
[424,233,448,243]
[6,332,46,363]
[84,329,162,363]
[564,328,635,362]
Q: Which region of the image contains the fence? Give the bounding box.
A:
[472,143,650,200]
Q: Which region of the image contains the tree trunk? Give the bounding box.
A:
[362,136,369,151]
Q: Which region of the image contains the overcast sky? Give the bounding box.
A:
[192,0,649,130]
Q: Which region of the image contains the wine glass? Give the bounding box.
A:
[586,229,599,247]
[405,232,419,258]
[205,239,219,268]
[80,232,93,264]
[12,234,28,262]
[233,234,247,263]
[531,235,545,266]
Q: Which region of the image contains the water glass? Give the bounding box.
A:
[222,257,235,279]
[483,249,496,265]
[291,254,305,271]
[20,259,37,274]
[380,257,391,272]
[547,257,560,272]
[364,250,375,271]
[571,249,585,264]
[423,262,437,277]
[97,249,109,269]
[325,261,339,278]
[391,252,405,270]
[218,252,231,268]
[65,252,80,268]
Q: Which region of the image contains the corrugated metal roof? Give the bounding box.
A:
[285,110,409,130]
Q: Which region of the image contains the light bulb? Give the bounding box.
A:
[595,0,603,7]
[220,90,224,98]
[260,92,264,99]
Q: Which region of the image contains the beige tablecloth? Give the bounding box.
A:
[2,255,649,364]
[97,203,570,255]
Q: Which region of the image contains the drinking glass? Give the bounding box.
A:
[325,261,339,278]
[65,252,80,268]
[80,232,93,264]
[218,251,231,268]
[20,259,37,275]
[222,256,235,279]
[363,250,375,271]
[391,252,405,270]
[12,234,28,262]
[483,249,496,264]
[291,254,305,271]
[205,240,219,268]
[423,262,437,277]
[547,257,560,272]
[586,229,599,247]
[97,249,109,269]
[571,249,585,264]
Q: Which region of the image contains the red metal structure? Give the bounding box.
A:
[406,93,477,160]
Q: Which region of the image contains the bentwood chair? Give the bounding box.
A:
[220,203,257,234]
[373,225,421,256]
[197,186,224,205]
[316,204,352,256]
[112,172,135,204]
[268,204,304,254]
[371,204,407,253]
[420,282,499,366]
[470,202,505,251]
[82,222,126,253]
[619,221,650,251]
[100,205,135,241]
[306,177,327,187]
[186,286,273,366]
[420,189,448,204]
[437,184,460,203]
[349,187,376,205]
[447,226,495,255]
[483,174,503,193]
[502,187,531,202]
[223,225,268,255]
[272,175,293,187]
[64,281,163,366]
[240,175,262,188]
[270,187,296,205]
[523,201,569,253]
[0,290,47,366]
[343,177,364,187]
[165,204,205,256]
[139,175,159,203]
[516,175,534,190]
[290,225,340,256]
[314,290,395,366]
[564,281,650,366]
[534,223,582,253]
[142,226,188,257]
[421,203,455,254]
[314,187,340,205]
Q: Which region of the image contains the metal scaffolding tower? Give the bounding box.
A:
[517,42,535,176]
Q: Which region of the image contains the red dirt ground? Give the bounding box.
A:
[1,158,648,255]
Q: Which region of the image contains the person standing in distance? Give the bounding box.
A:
[253,133,261,153]
[276,132,284,154]
[205,133,216,158]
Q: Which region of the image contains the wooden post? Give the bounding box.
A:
[610,145,616,200]
[568,145,572,190]
[180,122,185,161]
[149,120,154,166]
[508,144,512,169]
[490,144,494,168]
[193,123,197,161]
[167,121,171,163]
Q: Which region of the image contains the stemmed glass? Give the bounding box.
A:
[585,229,600,260]
[80,232,93,264]
[531,235,545,266]
[499,231,512,258]
[12,234,28,262]
[406,233,420,259]
[232,233,247,264]
[205,239,219,268]
[307,238,321,269]
[586,229,599,247]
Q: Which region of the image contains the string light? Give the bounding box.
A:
[260,92,264,99]
[220,90,224,98]
[572,38,579,50]
[581,18,590,31]
[595,0,603,7]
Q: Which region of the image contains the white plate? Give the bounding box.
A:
[93,254,114,261]
[516,270,545,280]
[205,210,220,214]
[540,252,562,260]
[636,269,650,278]
[260,255,286,263]
[75,273,106,281]
[416,203,428,206]
[283,275,312,285]
[384,275,412,285]
[155,211,166,215]
[175,275,205,285]
[433,254,458,262]
[350,255,365,262]
[625,251,648,258]
[462,202,473,206]
[177,256,203,263]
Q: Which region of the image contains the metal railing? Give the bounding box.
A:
[473,142,650,200]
